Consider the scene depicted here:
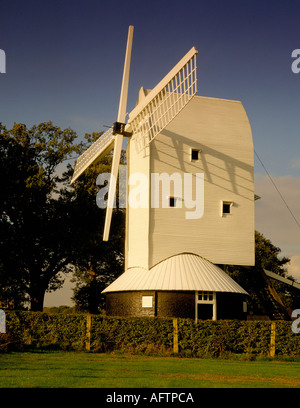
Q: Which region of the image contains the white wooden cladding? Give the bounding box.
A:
[148,96,255,268]
[126,96,255,270]
[129,47,198,153]
[71,127,114,184]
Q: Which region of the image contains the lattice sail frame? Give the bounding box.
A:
[71,47,198,185]
[71,126,114,184]
[128,47,198,153]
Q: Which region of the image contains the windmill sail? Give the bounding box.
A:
[71,25,134,188]
[102,25,133,241]
[70,28,198,245]
[128,47,198,153]
[71,126,114,184]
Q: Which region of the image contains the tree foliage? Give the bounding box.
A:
[68,134,126,313]
[0,122,124,311]
[0,122,82,309]
[225,231,300,319]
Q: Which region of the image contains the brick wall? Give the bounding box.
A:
[106,290,195,318]
[156,291,195,318]
[106,291,156,317]
[105,290,247,320]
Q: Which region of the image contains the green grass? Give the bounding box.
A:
[0,352,299,388]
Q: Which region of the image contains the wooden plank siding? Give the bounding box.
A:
[126,95,254,269]
[125,139,150,269]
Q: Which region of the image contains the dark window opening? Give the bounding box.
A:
[191,149,199,160]
[169,197,176,207]
[222,202,232,214]
[197,304,213,320]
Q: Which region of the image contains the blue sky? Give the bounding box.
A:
[1,0,299,177]
[1,0,299,305]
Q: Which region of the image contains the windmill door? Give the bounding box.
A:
[195,291,217,321]
[197,304,213,320]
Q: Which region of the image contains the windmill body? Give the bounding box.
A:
[72,27,255,320]
[125,93,254,271]
[104,93,254,320]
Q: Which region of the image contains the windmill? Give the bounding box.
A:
[71,26,198,242]
[72,26,256,320]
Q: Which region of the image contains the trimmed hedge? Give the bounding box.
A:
[90,315,173,354]
[1,311,300,357]
[178,319,272,357]
[4,311,86,351]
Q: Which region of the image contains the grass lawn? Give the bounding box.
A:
[0,352,299,388]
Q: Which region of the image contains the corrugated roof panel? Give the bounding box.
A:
[102,253,247,294]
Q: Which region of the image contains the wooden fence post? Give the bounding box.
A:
[86,314,92,351]
[270,321,276,357]
[173,318,179,354]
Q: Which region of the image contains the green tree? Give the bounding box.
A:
[0,122,84,310]
[225,231,298,319]
[69,135,126,314]
[0,122,125,311]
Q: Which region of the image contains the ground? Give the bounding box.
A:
[0,352,299,388]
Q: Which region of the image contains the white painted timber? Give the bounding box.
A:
[71,127,114,184]
[126,95,254,269]
[103,133,123,241]
[102,253,248,294]
[264,269,300,290]
[125,136,150,269]
[117,25,134,123]
[128,47,198,153]
[103,26,134,240]
[148,95,255,267]
[71,26,133,187]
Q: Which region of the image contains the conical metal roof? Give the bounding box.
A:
[102,253,248,294]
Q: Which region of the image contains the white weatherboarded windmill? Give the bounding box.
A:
[71,26,254,320]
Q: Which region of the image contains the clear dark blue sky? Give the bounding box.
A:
[1,0,299,179]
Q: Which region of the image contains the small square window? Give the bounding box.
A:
[142,296,153,308]
[191,149,201,161]
[222,201,232,215]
